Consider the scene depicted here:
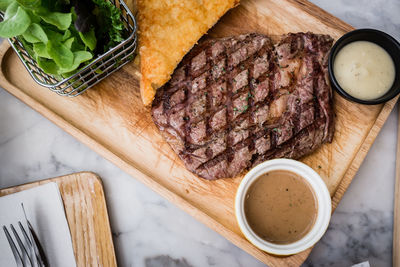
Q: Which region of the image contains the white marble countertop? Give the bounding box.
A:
[0,1,399,266]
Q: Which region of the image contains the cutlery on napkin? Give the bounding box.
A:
[0,182,76,267]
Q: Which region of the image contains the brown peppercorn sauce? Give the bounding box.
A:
[244,170,317,244]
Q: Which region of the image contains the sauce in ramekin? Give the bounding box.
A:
[244,170,317,244]
[333,41,395,100]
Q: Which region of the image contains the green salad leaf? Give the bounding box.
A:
[4,1,20,19]
[59,50,92,74]
[0,0,126,77]
[42,27,64,42]
[0,0,15,12]
[36,10,71,30]
[78,27,96,51]
[63,37,74,49]
[4,1,19,19]
[62,29,71,40]
[40,0,70,12]
[16,0,41,9]
[33,42,51,58]
[0,2,31,37]
[22,23,48,43]
[25,9,41,23]
[36,57,59,75]
[46,39,73,69]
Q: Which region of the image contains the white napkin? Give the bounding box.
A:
[0,182,76,267]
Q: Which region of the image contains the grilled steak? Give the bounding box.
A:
[152,32,334,180]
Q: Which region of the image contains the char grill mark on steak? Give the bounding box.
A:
[152,32,334,180]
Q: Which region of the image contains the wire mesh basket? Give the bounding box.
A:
[0,0,137,97]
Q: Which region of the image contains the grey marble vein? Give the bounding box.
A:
[145,255,193,267]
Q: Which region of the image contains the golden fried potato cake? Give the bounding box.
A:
[137,0,239,105]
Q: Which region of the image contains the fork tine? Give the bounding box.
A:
[18,222,32,246]
[10,224,33,267]
[21,203,47,267]
[3,225,24,267]
[18,222,38,267]
[27,220,47,267]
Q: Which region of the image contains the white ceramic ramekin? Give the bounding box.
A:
[235,159,331,255]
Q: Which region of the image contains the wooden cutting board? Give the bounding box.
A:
[0,172,117,267]
[0,0,397,266]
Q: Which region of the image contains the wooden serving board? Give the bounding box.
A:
[0,172,117,267]
[0,0,397,266]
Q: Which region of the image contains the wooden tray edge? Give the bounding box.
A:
[331,97,398,208]
[0,170,101,191]
[288,0,353,33]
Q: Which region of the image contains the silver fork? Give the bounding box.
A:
[2,204,47,267]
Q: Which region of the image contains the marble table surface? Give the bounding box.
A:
[0,1,399,266]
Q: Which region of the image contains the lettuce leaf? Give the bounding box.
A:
[0,0,15,12]
[78,27,96,51]
[63,37,74,49]
[58,50,92,74]
[46,39,73,69]
[36,57,60,75]
[0,2,31,37]
[22,23,48,43]
[16,0,41,9]
[35,10,71,30]
[62,29,71,40]
[33,42,51,58]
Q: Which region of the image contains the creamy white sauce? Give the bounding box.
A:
[333,41,395,100]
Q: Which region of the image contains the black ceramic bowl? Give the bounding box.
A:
[328,29,400,105]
